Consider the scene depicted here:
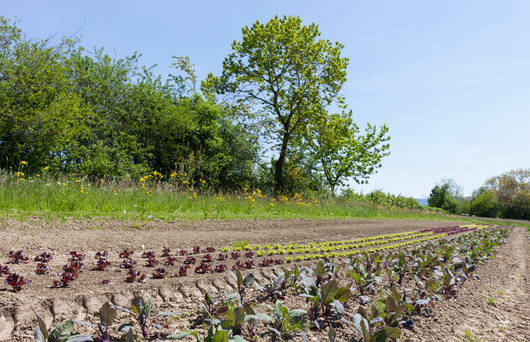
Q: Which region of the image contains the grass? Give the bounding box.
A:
[1,174,529,229]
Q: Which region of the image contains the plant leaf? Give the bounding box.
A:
[117,323,134,333]
[49,319,74,342]
[35,314,48,340]
[98,302,116,326]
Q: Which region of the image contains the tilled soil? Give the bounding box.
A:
[402,226,529,342]
[1,218,527,341]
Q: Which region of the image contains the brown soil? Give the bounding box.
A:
[402,226,529,342]
[1,218,527,341]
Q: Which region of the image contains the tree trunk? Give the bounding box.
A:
[274,131,290,194]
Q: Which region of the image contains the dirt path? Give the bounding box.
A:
[403,226,529,342]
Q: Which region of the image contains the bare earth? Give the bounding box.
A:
[0,218,527,341]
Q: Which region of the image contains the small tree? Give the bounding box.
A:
[305,111,390,195]
[469,187,499,217]
[427,183,460,213]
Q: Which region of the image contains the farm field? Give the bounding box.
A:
[0,219,527,341]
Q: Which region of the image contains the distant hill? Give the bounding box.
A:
[416,198,429,207]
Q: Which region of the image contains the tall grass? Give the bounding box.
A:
[2,172,528,229]
[0,172,447,221]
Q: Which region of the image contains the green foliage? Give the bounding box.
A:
[33,315,92,342]
[470,187,499,217]
[484,169,529,220]
[305,112,390,195]
[0,17,258,189]
[427,183,461,214]
[341,189,422,210]
[218,15,350,192]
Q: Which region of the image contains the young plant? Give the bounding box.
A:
[8,250,29,264]
[229,269,255,305]
[33,314,92,342]
[162,247,171,257]
[35,263,49,275]
[121,259,137,269]
[152,268,168,279]
[267,301,307,340]
[34,252,52,263]
[126,269,146,283]
[300,279,351,328]
[348,313,401,342]
[116,296,161,340]
[5,273,31,291]
[70,251,85,262]
[119,249,134,259]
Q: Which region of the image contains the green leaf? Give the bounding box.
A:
[48,319,74,342]
[370,327,400,342]
[212,330,229,342]
[131,297,142,316]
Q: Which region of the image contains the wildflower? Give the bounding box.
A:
[200,179,206,184]
[269,202,275,207]
[20,161,27,165]
[43,166,49,171]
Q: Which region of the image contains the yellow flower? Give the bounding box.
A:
[269,202,275,207]
[43,166,49,171]
[201,179,206,184]
[20,161,27,165]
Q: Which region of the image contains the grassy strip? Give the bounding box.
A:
[0,178,457,221]
[1,177,529,230]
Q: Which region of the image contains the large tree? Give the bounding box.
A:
[217,16,349,193]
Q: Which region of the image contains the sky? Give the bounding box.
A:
[3,0,529,198]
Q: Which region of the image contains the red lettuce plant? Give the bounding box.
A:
[126,269,146,283]
[195,263,212,274]
[35,263,49,275]
[121,259,137,269]
[34,252,52,263]
[0,265,10,275]
[119,249,134,258]
[5,273,30,291]
[142,251,156,259]
[152,268,167,279]
[164,256,178,266]
[8,250,28,264]
[70,251,85,261]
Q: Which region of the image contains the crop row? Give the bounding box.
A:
[26,225,512,342]
[224,231,421,252]
[0,225,480,292]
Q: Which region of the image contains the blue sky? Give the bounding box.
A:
[4,0,529,197]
